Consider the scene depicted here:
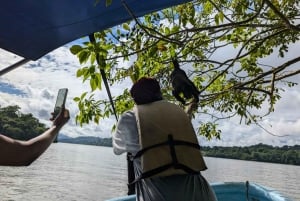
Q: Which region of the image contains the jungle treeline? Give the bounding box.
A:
[0,105,47,140]
[202,144,300,166]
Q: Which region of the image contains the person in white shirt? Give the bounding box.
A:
[113,77,217,201]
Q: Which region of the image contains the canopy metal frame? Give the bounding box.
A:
[0,59,30,76]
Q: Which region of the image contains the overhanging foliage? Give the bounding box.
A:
[71,0,300,140]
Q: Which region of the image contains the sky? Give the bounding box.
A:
[0,42,299,147]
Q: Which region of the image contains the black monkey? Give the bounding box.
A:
[170,59,200,105]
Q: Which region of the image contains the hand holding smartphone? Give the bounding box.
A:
[53,88,68,118]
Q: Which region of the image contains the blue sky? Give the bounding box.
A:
[0,43,299,147]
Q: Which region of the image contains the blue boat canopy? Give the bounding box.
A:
[0,0,191,61]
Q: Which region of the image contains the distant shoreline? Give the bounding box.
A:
[201,143,299,166]
[58,135,112,147]
[58,135,299,166]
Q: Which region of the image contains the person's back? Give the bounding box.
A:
[134,100,216,201]
[112,77,217,201]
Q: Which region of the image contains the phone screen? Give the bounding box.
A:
[54,88,68,117]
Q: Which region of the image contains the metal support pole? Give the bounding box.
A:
[0,58,30,76]
[88,34,118,122]
[88,33,134,195]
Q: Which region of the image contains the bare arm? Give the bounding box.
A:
[0,109,70,166]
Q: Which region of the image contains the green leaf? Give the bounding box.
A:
[70,45,83,55]
[80,92,87,99]
[73,97,80,102]
[96,73,102,90]
[90,52,96,64]
[165,27,170,34]
[106,0,112,7]
[214,14,219,25]
[90,78,97,91]
[76,69,83,77]
[123,23,130,31]
[219,12,224,23]
[78,50,89,64]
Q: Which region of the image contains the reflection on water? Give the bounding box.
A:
[0,143,127,201]
[0,143,299,201]
[202,157,299,200]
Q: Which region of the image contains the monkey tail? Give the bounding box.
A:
[171,58,180,69]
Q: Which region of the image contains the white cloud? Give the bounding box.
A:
[0,47,115,138]
[197,80,300,147]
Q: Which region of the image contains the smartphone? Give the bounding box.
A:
[53,88,68,118]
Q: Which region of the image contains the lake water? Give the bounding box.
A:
[0,143,299,201]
